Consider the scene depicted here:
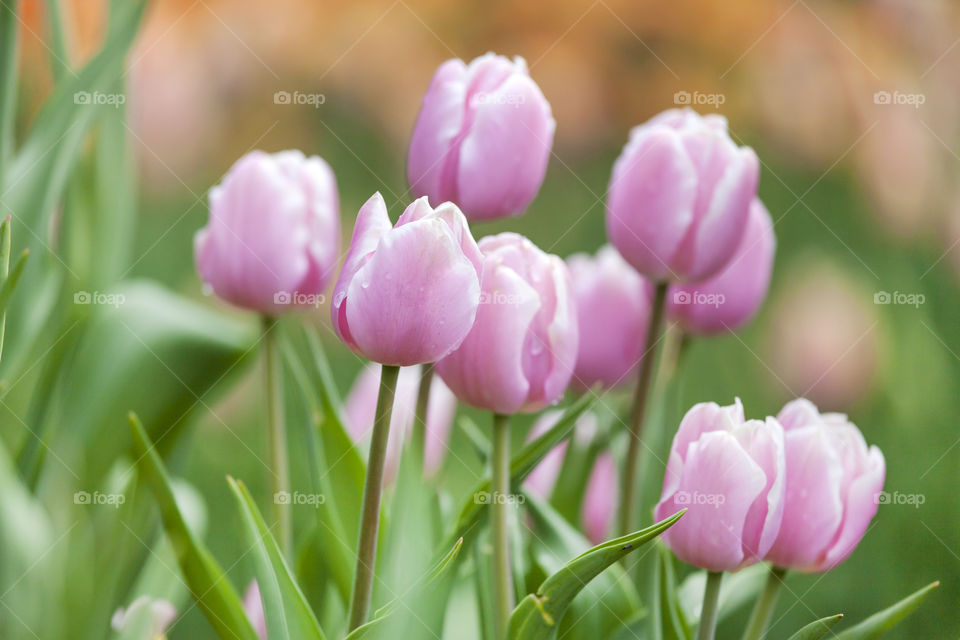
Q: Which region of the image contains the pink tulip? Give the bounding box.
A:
[344,364,457,480]
[606,109,759,283]
[668,199,776,334]
[331,194,482,366]
[566,245,653,390]
[407,53,555,221]
[111,596,177,638]
[242,580,266,640]
[194,150,340,314]
[655,399,785,572]
[435,233,578,414]
[523,410,598,499]
[765,399,885,572]
[581,452,618,545]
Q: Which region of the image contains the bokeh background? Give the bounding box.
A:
[13,0,960,637]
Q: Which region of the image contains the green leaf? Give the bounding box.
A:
[523,493,644,638]
[129,414,259,640]
[281,331,366,604]
[451,393,595,547]
[787,614,844,640]
[653,544,692,640]
[228,477,326,640]
[55,281,258,486]
[344,538,464,639]
[834,581,939,639]
[0,0,19,169]
[507,510,685,640]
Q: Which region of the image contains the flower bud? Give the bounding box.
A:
[765,399,885,572]
[436,233,578,414]
[655,399,785,572]
[194,150,339,314]
[606,109,759,282]
[331,194,482,366]
[408,53,555,221]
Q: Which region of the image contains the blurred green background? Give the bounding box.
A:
[4,0,959,637]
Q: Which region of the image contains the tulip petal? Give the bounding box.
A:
[344,217,480,365]
[732,417,786,563]
[606,127,697,280]
[819,445,885,571]
[765,425,844,569]
[656,430,767,572]
[435,258,541,414]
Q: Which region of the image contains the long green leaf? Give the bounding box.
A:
[129,414,259,640]
[0,0,18,170]
[787,614,844,640]
[228,477,326,640]
[344,538,464,640]
[834,581,939,639]
[653,544,691,640]
[451,393,595,546]
[507,510,685,640]
[524,493,644,637]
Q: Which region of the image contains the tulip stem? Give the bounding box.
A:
[697,571,724,640]
[411,363,434,468]
[619,281,668,535]
[263,316,291,560]
[347,364,400,631]
[491,412,513,640]
[742,566,787,640]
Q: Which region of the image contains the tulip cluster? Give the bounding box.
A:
[191,50,893,640]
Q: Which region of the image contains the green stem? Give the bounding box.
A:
[411,363,434,469]
[619,282,668,535]
[491,412,513,640]
[347,364,400,631]
[263,316,291,559]
[742,566,787,640]
[697,571,724,640]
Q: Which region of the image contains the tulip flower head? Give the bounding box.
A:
[566,245,653,390]
[765,399,885,572]
[581,451,618,545]
[194,150,340,314]
[408,53,555,221]
[606,109,759,283]
[668,198,776,334]
[243,580,266,640]
[344,364,457,481]
[111,596,177,639]
[655,399,785,572]
[332,194,482,366]
[436,233,578,415]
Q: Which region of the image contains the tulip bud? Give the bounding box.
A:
[331,194,482,366]
[765,399,885,572]
[668,198,776,334]
[655,399,785,572]
[407,53,555,221]
[581,451,618,545]
[243,580,266,640]
[111,596,177,639]
[344,364,457,481]
[606,109,759,282]
[194,150,340,314]
[435,233,578,415]
[566,245,653,390]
